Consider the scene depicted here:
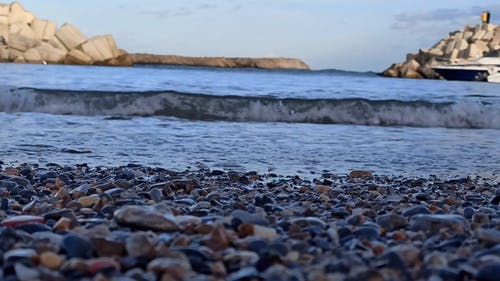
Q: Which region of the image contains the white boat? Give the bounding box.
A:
[432,51,500,82]
[487,72,500,83]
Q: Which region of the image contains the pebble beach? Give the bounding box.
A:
[1,162,499,281]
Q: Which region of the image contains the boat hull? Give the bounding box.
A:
[433,66,490,81]
[487,73,500,83]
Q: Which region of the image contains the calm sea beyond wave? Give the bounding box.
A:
[0,63,499,177]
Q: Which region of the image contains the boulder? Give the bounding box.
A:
[403,69,423,79]
[0,23,8,44]
[471,30,486,41]
[81,35,115,62]
[104,34,120,57]
[419,66,437,79]
[401,59,422,79]
[463,31,473,41]
[482,23,496,32]
[8,47,22,60]
[9,23,39,51]
[432,39,446,51]
[489,27,500,49]
[465,43,484,59]
[0,46,8,60]
[104,49,133,66]
[31,19,56,41]
[444,40,456,55]
[475,41,489,53]
[381,63,401,77]
[0,4,9,16]
[482,31,494,42]
[23,47,43,63]
[450,48,459,61]
[64,48,93,65]
[13,53,25,62]
[0,2,132,67]
[32,42,67,63]
[456,39,469,51]
[427,48,444,57]
[55,23,87,50]
[8,2,33,25]
[47,36,67,51]
[453,31,464,40]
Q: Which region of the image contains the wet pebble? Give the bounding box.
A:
[62,234,93,258]
[114,205,179,232]
[376,213,407,231]
[410,214,470,235]
[476,263,500,281]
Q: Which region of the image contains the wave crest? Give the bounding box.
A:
[0,87,498,129]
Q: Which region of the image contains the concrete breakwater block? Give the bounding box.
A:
[81,35,115,62]
[64,48,93,65]
[8,2,33,25]
[31,18,56,41]
[55,23,87,50]
[0,1,132,66]
[9,22,39,51]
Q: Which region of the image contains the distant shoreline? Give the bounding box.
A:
[130,53,310,70]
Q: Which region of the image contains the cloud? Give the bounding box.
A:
[230,4,245,12]
[140,7,192,19]
[140,3,221,20]
[390,5,500,44]
[198,3,218,10]
[392,5,500,30]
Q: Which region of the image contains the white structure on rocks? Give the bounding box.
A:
[0,1,132,66]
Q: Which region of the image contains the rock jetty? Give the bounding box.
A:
[0,2,309,70]
[0,1,133,66]
[1,161,500,280]
[382,23,500,79]
[131,54,310,70]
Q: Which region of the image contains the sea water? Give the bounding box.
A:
[0,63,499,177]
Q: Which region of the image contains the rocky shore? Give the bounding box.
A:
[0,161,499,281]
[382,23,500,79]
[131,54,310,70]
[0,2,309,70]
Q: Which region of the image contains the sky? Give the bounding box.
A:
[18,0,500,71]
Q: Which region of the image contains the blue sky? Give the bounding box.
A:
[19,0,500,71]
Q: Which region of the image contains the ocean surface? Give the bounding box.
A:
[0,63,499,177]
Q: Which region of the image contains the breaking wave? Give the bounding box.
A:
[0,87,499,129]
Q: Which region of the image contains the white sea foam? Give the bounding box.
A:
[0,87,499,129]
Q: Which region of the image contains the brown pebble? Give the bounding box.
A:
[392,231,407,241]
[349,170,373,179]
[53,217,73,231]
[40,251,63,270]
[78,195,99,207]
[87,257,121,275]
[195,224,214,235]
[315,185,330,194]
[5,167,20,176]
[203,225,231,251]
[55,177,66,188]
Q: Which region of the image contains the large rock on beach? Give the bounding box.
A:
[113,205,180,232]
[410,214,470,235]
[54,23,86,50]
[0,1,132,66]
[382,22,500,79]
